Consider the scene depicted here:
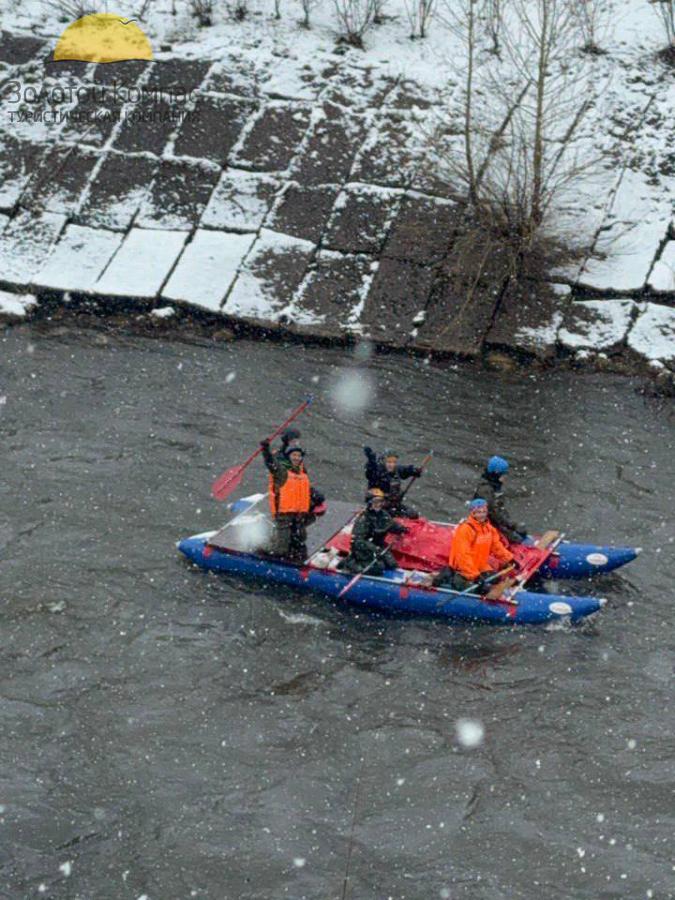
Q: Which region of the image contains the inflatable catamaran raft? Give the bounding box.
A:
[178,496,640,626]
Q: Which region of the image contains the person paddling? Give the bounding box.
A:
[340,489,408,575]
[363,447,423,519]
[261,439,322,562]
[432,498,515,593]
[475,455,528,545]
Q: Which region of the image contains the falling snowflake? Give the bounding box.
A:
[455,718,484,748]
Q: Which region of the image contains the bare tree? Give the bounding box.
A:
[189,0,213,26]
[373,0,388,23]
[651,0,675,50]
[433,0,601,256]
[333,0,377,46]
[41,0,98,21]
[405,0,437,38]
[230,0,248,19]
[482,0,502,55]
[274,0,281,19]
[569,0,611,54]
[299,0,318,27]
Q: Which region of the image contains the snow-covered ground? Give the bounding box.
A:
[0,0,673,373]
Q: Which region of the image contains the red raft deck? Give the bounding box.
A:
[325,516,549,574]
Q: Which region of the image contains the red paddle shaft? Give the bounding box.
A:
[211,396,313,501]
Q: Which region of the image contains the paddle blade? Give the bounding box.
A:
[211,464,244,501]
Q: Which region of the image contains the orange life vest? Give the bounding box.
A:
[269,465,311,516]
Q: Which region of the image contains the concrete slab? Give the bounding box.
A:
[361,258,435,340]
[383,194,457,264]
[322,65,395,110]
[351,112,421,187]
[136,158,220,230]
[93,60,150,87]
[628,302,675,368]
[144,59,211,95]
[0,31,46,65]
[0,210,66,286]
[34,224,123,292]
[112,96,181,156]
[487,279,564,358]
[289,250,374,329]
[58,86,125,148]
[163,229,255,312]
[267,184,338,244]
[21,144,99,216]
[173,94,256,164]
[416,232,510,355]
[200,169,279,232]
[77,152,157,231]
[648,241,675,291]
[95,227,187,298]
[224,229,314,321]
[323,184,399,254]
[231,102,312,171]
[0,135,42,212]
[559,299,635,351]
[204,57,261,98]
[290,102,366,186]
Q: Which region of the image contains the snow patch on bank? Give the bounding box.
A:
[628,303,675,367]
[0,288,37,318]
[559,300,635,351]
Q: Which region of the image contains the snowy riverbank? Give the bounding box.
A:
[0,0,673,377]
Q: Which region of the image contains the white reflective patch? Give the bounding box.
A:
[586,552,609,566]
[549,601,573,616]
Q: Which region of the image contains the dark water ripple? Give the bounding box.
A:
[0,324,674,899]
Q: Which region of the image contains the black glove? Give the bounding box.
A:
[517,530,528,539]
[363,445,374,456]
[389,522,409,535]
[475,572,493,594]
[310,488,325,507]
[260,439,270,449]
[413,467,423,477]
[281,428,301,446]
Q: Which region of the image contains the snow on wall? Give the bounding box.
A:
[628,303,675,366]
[34,224,123,292]
[559,300,636,351]
[95,228,188,298]
[162,230,255,311]
[0,211,66,285]
[0,288,36,317]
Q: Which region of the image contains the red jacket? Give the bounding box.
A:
[449,514,513,581]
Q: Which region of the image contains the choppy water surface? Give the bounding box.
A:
[1,324,673,900]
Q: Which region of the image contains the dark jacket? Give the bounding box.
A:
[474,471,526,543]
[352,507,407,548]
[364,447,420,503]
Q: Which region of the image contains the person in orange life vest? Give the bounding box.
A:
[433,498,515,593]
[261,439,322,561]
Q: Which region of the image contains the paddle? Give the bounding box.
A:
[211,396,313,501]
[338,536,403,599]
[432,563,515,606]
[486,530,562,602]
[397,450,433,504]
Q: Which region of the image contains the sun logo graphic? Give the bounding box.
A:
[53,12,153,64]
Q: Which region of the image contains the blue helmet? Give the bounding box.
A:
[469,498,488,510]
[487,455,509,475]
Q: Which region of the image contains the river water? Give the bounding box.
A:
[1,323,673,900]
